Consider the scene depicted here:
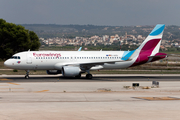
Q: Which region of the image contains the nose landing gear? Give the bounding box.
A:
[25,70,30,79]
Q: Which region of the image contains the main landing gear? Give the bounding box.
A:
[75,73,92,79]
[86,74,92,79]
[85,70,93,79]
[25,70,30,79]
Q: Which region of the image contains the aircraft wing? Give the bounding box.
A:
[61,59,128,71]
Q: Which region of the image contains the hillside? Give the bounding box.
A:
[21,24,180,41]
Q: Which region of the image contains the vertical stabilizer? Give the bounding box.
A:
[129,24,165,60]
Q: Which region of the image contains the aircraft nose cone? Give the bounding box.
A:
[4,60,10,67]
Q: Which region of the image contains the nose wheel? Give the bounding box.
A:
[25,75,29,79]
[25,70,30,79]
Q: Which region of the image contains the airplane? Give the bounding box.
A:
[4,24,167,79]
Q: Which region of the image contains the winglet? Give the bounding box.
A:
[78,47,82,51]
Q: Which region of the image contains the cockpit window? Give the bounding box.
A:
[10,56,16,59]
[10,56,21,59]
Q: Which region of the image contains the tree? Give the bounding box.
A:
[29,31,40,50]
[0,19,40,60]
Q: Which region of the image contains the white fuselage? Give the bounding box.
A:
[4,51,136,71]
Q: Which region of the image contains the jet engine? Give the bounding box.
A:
[46,70,61,75]
[62,66,81,77]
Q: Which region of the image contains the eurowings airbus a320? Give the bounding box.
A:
[4,24,167,79]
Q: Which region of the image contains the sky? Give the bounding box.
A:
[0,0,180,26]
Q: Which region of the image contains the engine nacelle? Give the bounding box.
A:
[62,66,80,77]
[46,70,61,75]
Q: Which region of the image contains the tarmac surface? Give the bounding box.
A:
[0,74,180,120]
[1,74,180,82]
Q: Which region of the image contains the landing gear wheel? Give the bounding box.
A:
[25,75,29,79]
[86,74,92,79]
[25,70,30,79]
[75,73,81,78]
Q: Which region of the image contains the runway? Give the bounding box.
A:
[1,74,180,82]
[1,74,180,120]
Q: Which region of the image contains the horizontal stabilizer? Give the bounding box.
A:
[148,53,167,58]
[147,53,167,63]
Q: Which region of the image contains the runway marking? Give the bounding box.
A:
[0,77,12,81]
[8,83,20,85]
[10,88,24,89]
[97,88,112,92]
[135,97,180,101]
[0,88,23,89]
[35,90,49,93]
